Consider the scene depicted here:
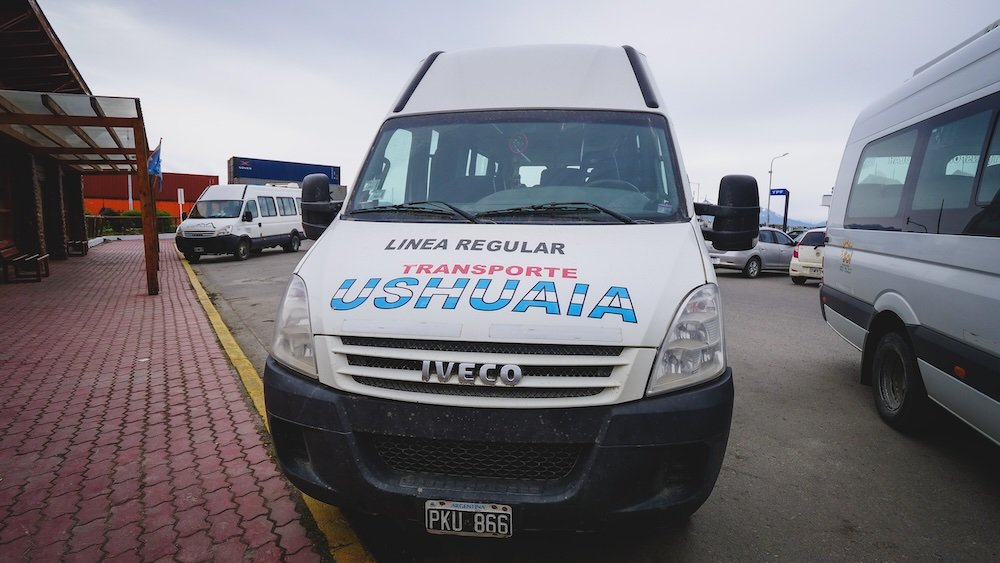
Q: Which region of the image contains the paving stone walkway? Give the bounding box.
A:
[0,240,323,562]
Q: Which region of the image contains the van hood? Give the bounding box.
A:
[297,220,710,348]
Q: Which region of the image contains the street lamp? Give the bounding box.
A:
[766,152,789,226]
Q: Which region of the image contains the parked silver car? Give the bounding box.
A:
[706,227,795,278]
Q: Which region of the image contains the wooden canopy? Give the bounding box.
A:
[0,89,159,294]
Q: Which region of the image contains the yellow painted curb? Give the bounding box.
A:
[180,257,375,563]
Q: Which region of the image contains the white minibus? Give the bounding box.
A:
[264,45,762,535]
[175,184,304,262]
[822,21,1000,444]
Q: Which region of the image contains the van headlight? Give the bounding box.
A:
[215,225,232,236]
[176,226,184,237]
[647,284,725,395]
[272,275,318,378]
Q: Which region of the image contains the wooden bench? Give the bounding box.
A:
[66,239,89,256]
[0,240,50,283]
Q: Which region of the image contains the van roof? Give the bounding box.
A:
[197,184,300,201]
[851,21,1000,143]
[392,45,663,116]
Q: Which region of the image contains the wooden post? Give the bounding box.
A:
[134,121,159,295]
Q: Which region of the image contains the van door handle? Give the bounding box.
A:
[257,222,262,227]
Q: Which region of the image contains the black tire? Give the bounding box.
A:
[791,276,806,285]
[871,331,931,431]
[184,252,201,264]
[742,256,762,278]
[234,238,251,261]
[283,233,301,253]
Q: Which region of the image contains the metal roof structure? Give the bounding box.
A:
[0,89,149,175]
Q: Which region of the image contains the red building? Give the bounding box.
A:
[83,172,219,216]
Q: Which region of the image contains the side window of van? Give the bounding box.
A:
[259,196,277,217]
[277,197,297,216]
[845,130,918,231]
[977,125,1000,206]
[296,197,302,214]
[244,199,259,219]
[909,111,992,233]
[965,121,1000,237]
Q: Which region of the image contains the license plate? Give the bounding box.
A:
[425,500,512,538]
[193,246,204,252]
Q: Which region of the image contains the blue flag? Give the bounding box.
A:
[147,139,163,190]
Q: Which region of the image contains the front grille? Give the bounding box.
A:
[184,231,214,238]
[347,356,613,378]
[367,434,583,481]
[353,376,603,398]
[341,336,623,357]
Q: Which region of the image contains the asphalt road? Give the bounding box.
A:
[192,249,1000,563]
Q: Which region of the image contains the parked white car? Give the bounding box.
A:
[789,228,826,284]
[706,227,795,278]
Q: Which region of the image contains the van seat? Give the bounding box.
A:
[540,167,584,186]
[432,176,498,203]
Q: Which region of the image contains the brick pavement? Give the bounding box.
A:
[0,240,324,562]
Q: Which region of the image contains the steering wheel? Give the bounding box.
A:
[584,178,642,193]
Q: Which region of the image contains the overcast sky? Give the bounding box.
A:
[40,0,999,223]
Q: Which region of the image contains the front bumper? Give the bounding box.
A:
[175,234,240,255]
[263,356,734,531]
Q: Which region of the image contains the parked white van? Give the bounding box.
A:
[175,184,304,262]
[822,21,1000,444]
[264,45,761,535]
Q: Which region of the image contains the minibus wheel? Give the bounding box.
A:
[871,331,930,431]
[283,233,300,253]
[184,253,200,264]
[235,238,251,261]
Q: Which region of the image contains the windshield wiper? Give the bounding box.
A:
[474,202,636,224]
[347,200,479,223]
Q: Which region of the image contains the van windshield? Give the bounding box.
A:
[189,200,243,219]
[345,110,687,224]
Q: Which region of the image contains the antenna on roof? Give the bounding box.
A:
[913,18,1000,76]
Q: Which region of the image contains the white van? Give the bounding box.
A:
[822,21,1000,444]
[175,184,304,262]
[264,45,760,535]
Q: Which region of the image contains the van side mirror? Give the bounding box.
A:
[181,211,188,220]
[242,211,253,222]
[301,173,344,240]
[694,175,760,251]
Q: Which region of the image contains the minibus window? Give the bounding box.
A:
[347,110,686,224]
[845,130,918,231]
[913,112,990,211]
[277,197,297,216]
[189,200,243,219]
[244,200,259,219]
[259,197,277,217]
[977,126,1000,206]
